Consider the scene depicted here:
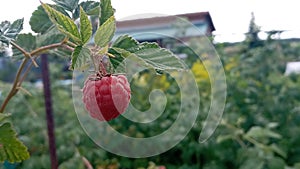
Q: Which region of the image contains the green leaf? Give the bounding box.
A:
[58,155,85,169]
[52,0,79,12]
[267,156,285,169]
[109,35,186,72]
[245,126,282,139]
[0,114,10,122]
[0,123,30,163]
[30,5,53,34]
[112,34,139,52]
[4,19,24,39]
[134,42,187,70]
[266,122,279,129]
[48,46,72,58]
[239,158,264,169]
[109,47,159,73]
[0,19,24,45]
[108,47,127,72]
[94,16,115,47]
[79,7,92,44]
[73,1,100,19]
[36,26,68,57]
[0,21,10,33]
[15,33,36,50]
[292,163,300,169]
[71,46,91,70]
[110,47,132,58]
[36,26,65,46]
[99,0,114,25]
[0,21,12,45]
[42,3,81,44]
[109,35,139,71]
[30,5,70,34]
[12,33,36,59]
[270,144,287,158]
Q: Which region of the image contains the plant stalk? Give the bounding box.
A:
[0,40,71,113]
[0,58,29,113]
[41,54,58,169]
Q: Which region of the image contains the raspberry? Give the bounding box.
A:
[82,74,131,121]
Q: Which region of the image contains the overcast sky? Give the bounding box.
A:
[0,0,299,42]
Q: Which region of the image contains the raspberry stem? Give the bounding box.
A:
[99,60,108,76]
[89,52,98,74]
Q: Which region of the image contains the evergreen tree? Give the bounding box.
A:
[246,12,262,48]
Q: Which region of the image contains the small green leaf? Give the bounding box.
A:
[292,163,300,169]
[58,155,85,169]
[99,0,114,25]
[94,16,115,47]
[240,158,264,169]
[0,19,24,45]
[0,21,10,34]
[73,1,100,19]
[71,46,91,70]
[0,122,30,163]
[110,47,132,58]
[42,3,81,44]
[52,0,79,12]
[245,126,282,139]
[4,18,24,39]
[270,144,287,158]
[267,156,285,169]
[79,7,92,44]
[266,122,279,129]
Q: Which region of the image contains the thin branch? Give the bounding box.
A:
[82,156,93,169]
[18,61,34,85]
[16,86,32,96]
[30,42,65,56]
[0,39,72,113]
[10,41,39,67]
[243,135,266,149]
[0,58,29,113]
[66,41,77,48]
[61,44,74,52]
[235,136,247,148]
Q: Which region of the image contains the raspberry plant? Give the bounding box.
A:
[0,0,185,166]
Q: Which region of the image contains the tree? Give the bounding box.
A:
[246,12,262,48]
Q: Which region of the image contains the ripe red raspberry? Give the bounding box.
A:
[82,74,131,121]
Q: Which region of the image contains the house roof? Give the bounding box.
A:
[116,12,216,35]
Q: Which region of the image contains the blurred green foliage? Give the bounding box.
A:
[2,14,300,168]
[1,36,300,168]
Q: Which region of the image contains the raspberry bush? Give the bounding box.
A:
[0,0,185,166]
